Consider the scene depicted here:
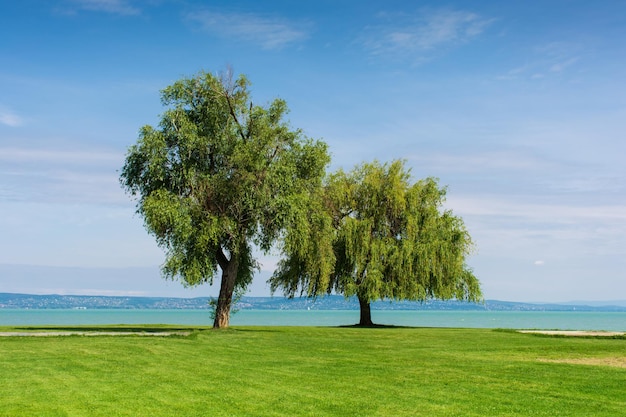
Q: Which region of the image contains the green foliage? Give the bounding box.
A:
[120,70,329,326]
[272,160,481,323]
[1,327,624,416]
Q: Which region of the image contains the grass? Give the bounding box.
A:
[0,325,624,416]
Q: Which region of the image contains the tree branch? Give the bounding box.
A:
[223,91,248,142]
[216,247,230,270]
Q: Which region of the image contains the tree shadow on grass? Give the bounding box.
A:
[338,323,416,329]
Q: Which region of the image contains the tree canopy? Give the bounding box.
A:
[120,70,330,328]
[271,160,481,326]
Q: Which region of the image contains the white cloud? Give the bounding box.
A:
[0,147,122,165]
[0,109,23,127]
[187,10,309,50]
[363,9,494,60]
[0,147,127,204]
[408,150,553,174]
[534,260,545,266]
[448,195,626,223]
[67,0,140,15]
[446,193,626,264]
[499,42,581,80]
[550,57,579,73]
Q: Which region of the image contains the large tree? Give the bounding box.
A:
[271,160,481,326]
[120,70,330,328]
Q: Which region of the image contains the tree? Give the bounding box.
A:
[271,160,481,326]
[120,70,330,328]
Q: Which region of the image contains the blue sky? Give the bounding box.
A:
[1,0,625,302]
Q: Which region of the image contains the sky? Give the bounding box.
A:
[1,0,625,302]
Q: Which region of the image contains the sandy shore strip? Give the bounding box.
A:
[0,331,192,337]
[518,330,625,337]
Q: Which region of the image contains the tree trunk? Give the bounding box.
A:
[357,294,374,326]
[213,257,239,329]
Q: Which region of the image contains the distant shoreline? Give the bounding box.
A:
[1,293,625,312]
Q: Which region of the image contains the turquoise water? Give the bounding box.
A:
[1,309,624,331]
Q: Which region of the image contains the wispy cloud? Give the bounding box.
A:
[0,147,126,204]
[408,150,553,174]
[187,10,309,50]
[362,9,494,61]
[0,147,122,164]
[448,195,626,222]
[66,0,140,16]
[550,57,579,73]
[498,42,581,80]
[447,194,626,262]
[0,108,23,127]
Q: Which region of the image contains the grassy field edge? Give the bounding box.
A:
[1,326,624,416]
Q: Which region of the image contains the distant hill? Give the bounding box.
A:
[1,293,625,312]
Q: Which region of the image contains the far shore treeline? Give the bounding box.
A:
[120,69,481,328]
[2,293,626,312]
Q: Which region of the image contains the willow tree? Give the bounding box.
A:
[120,70,330,328]
[271,160,481,326]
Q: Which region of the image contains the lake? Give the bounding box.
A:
[1,309,625,331]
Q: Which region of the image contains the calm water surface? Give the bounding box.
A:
[1,309,624,331]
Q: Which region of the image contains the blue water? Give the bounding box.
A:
[1,309,624,331]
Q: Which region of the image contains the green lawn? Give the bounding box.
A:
[0,326,624,416]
